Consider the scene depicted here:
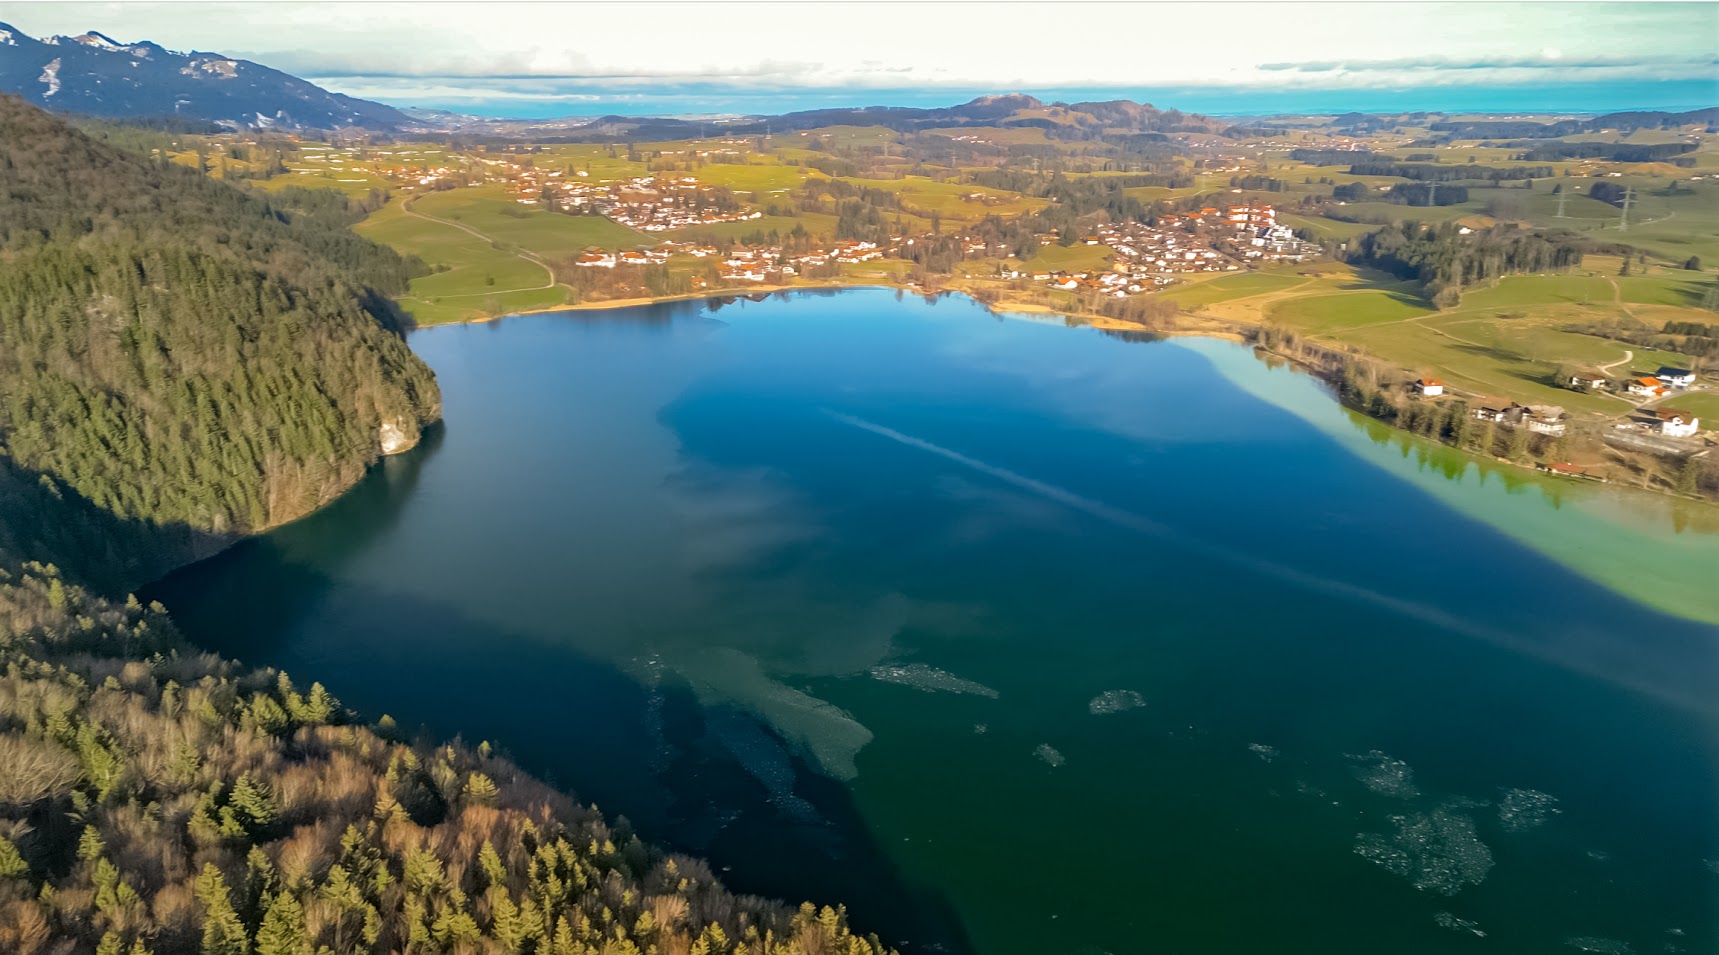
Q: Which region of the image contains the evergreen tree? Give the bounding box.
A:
[253,891,310,955]
[194,863,249,955]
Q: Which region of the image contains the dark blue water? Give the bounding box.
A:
[150,289,1719,954]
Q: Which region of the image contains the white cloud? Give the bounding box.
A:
[1,1,1711,102]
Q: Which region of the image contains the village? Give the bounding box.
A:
[563,197,1317,298]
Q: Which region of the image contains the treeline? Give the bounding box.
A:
[1515,141,1698,163]
[1588,181,1633,207]
[1429,108,1717,139]
[1567,316,1719,361]
[1288,149,1378,166]
[1349,221,1582,306]
[0,94,440,589]
[1346,161,1553,182]
[0,564,898,955]
[1331,181,1468,206]
[1228,175,1286,192]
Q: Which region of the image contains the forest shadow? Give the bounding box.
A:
[0,453,227,594]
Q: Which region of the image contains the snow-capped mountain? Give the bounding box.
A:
[0,24,413,130]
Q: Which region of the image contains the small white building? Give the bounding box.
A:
[1413,377,1445,398]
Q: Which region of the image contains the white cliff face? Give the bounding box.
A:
[379,419,416,455]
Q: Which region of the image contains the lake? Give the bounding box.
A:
[149,288,1719,954]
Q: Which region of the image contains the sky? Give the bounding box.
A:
[1,1,1715,116]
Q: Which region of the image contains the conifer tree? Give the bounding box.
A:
[194,863,249,955]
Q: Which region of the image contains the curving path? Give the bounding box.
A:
[400,193,562,295]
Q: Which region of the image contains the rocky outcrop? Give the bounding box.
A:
[379,418,418,455]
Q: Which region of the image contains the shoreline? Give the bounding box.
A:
[406,280,1714,509]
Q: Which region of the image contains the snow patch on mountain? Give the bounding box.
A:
[72,31,124,50]
[39,58,61,98]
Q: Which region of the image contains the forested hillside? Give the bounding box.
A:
[0,566,895,955]
[0,95,440,588]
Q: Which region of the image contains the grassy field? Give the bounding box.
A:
[1267,288,1434,333]
[355,197,567,325]
[1457,275,1617,309]
[1277,212,1375,242]
[1522,178,1719,264]
[684,162,808,193]
[1159,271,1308,308]
[1656,391,1719,421]
[830,176,1049,221]
[1018,243,1113,273]
[410,185,640,257]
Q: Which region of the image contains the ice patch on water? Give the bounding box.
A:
[1354,807,1495,896]
[1587,849,1611,863]
[1248,743,1280,762]
[1434,912,1486,937]
[1087,689,1146,714]
[871,663,1000,698]
[1565,938,1633,954]
[1034,744,1065,767]
[678,648,874,780]
[973,723,988,735]
[1348,750,1420,798]
[1498,788,1560,832]
[1705,858,1719,875]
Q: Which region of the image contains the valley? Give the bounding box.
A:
[120,99,1719,500]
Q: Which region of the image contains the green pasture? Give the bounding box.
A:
[1267,288,1434,333]
[1159,271,1307,308]
[410,186,640,257]
[355,197,567,325]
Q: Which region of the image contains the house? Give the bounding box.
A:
[1413,377,1445,397]
[1523,405,1567,435]
[1567,372,1607,390]
[1625,376,1668,399]
[1654,408,1701,438]
[1656,366,1696,388]
[1472,399,1512,422]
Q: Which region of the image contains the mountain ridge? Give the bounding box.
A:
[0,21,415,130]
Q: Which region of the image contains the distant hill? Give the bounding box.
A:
[0,22,413,129]
[439,93,1226,143]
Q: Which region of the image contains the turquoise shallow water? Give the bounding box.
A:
[150,289,1719,954]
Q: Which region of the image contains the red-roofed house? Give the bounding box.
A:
[1625,377,1667,399]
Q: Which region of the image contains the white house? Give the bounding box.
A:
[1656,367,1696,388]
[1655,408,1701,438]
[1413,377,1445,397]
